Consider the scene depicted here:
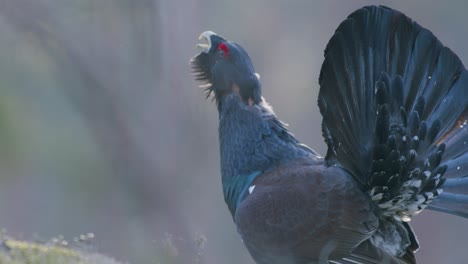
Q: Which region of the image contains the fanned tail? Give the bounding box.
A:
[318,5,468,222]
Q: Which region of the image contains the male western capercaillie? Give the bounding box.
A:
[191,5,468,264]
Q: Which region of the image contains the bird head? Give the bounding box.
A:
[191,31,261,110]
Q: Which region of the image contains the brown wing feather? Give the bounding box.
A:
[234,157,378,263]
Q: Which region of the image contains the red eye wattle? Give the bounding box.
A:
[218,43,230,58]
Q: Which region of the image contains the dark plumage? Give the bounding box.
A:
[191,6,468,264]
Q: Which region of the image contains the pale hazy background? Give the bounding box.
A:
[0,0,467,263]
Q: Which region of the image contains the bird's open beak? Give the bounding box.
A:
[196,31,216,52]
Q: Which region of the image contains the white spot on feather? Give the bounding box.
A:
[416,195,425,203]
[460,120,467,128]
[426,192,434,200]
[371,193,383,201]
[403,180,421,188]
[423,171,431,178]
[379,201,393,209]
[199,83,212,89]
[401,215,411,222]
[248,185,255,194]
[424,159,431,167]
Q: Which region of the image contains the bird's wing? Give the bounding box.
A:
[234,160,378,263]
[318,5,468,221]
[330,239,411,264]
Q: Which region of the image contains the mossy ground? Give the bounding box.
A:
[0,234,123,264]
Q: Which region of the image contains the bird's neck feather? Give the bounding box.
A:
[217,94,313,215]
[219,95,283,177]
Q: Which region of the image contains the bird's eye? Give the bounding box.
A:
[218,43,230,58]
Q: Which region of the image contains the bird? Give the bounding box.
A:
[190,5,468,264]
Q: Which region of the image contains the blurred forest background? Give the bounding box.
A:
[0,0,467,263]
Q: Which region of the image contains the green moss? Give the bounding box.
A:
[0,236,123,264]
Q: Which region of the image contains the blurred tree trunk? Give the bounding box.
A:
[0,0,193,261]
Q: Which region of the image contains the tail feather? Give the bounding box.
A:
[437,109,467,160]
[430,105,468,217]
[429,192,468,218]
[442,155,468,179]
[442,177,468,192]
[318,5,468,221]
